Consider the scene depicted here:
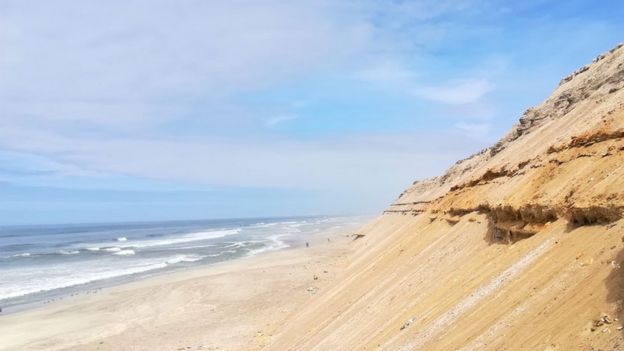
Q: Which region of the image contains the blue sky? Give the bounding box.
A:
[0,0,622,225]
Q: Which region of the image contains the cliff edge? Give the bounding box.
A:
[268,43,624,351]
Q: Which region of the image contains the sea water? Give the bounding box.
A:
[0,216,361,312]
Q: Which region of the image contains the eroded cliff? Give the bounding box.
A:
[268,43,624,351]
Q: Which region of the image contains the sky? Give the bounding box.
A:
[0,0,623,225]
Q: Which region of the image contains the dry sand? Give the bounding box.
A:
[0,227,360,351]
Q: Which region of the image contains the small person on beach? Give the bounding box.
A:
[306,242,309,248]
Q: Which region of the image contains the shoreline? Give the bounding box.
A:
[0,222,362,351]
[0,217,365,314]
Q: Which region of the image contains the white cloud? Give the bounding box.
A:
[0,0,499,132]
[0,123,485,193]
[411,78,492,105]
[0,0,495,200]
[453,121,492,139]
[265,114,298,127]
[353,60,493,105]
[436,102,497,121]
[352,60,419,89]
[0,0,374,128]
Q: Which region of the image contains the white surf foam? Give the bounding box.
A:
[222,241,250,249]
[73,229,240,253]
[246,234,290,256]
[0,253,210,301]
[253,222,279,228]
[0,260,168,301]
[175,244,216,250]
[113,249,135,256]
[207,250,237,257]
[165,254,205,264]
[58,250,80,255]
[106,229,241,249]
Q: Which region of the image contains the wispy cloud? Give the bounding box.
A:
[412,78,492,105]
[0,0,374,129]
[352,60,419,90]
[353,60,493,105]
[0,124,477,188]
[265,114,299,127]
[453,121,492,139]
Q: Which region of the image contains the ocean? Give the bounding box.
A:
[0,216,361,312]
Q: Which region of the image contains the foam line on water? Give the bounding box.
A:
[246,234,290,256]
[113,249,135,256]
[84,229,242,250]
[0,254,209,301]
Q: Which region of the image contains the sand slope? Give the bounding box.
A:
[267,43,624,350]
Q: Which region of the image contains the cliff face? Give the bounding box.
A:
[388,42,624,218]
[268,44,624,350]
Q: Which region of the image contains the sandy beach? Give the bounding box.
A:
[0,226,360,351]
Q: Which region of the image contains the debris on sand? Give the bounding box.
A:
[400,317,416,331]
[591,313,613,331]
